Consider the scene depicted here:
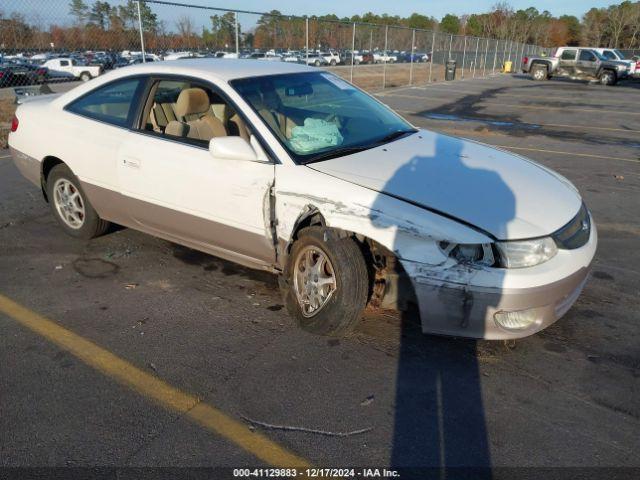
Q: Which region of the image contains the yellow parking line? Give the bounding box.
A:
[0,293,310,468]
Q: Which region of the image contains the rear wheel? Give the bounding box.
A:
[282,227,369,336]
[47,164,110,239]
[600,69,617,86]
[80,72,91,82]
[531,64,548,81]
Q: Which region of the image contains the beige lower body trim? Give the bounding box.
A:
[81,181,277,272]
[9,147,40,187]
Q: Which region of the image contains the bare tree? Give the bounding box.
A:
[175,15,195,49]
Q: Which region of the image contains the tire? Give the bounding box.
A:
[600,70,617,86]
[330,59,337,66]
[46,163,110,239]
[80,72,91,82]
[314,60,321,67]
[282,227,369,336]
[531,64,548,81]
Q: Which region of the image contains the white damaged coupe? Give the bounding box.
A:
[8,59,597,339]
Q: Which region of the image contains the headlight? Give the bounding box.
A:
[495,237,557,268]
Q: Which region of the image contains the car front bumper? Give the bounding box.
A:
[404,220,597,340]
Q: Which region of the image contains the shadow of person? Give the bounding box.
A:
[369,133,516,478]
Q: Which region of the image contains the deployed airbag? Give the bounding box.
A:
[288,118,343,153]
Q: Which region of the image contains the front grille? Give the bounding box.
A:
[552,203,591,250]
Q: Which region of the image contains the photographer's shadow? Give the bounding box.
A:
[369,134,516,477]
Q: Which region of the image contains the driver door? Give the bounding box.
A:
[116,77,276,267]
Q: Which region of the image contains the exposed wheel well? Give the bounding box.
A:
[283,211,415,310]
[41,156,64,201]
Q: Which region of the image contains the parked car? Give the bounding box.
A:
[342,51,364,65]
[300,53,329,67]
[592,48,636,76]
[522,47,629,85]
[43,57,102,82]
[248,52,282,61]
[397,52,430,63]
[320,51,341,66]
[373,52,398,63]
[8,59,596,339]
[0,61,47,87]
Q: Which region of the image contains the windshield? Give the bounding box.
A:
[231,72,416,163]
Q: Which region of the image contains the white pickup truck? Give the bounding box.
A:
[43,58,102,82]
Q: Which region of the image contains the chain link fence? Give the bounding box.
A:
[0,0,548,92]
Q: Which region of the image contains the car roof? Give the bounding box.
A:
[112,58,315,82]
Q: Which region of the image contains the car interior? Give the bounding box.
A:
[142,80,251,144]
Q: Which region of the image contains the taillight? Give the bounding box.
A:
[0,72,4,78]
[10,116,19,132]
[37,68,46,75]
[523,56,528,65]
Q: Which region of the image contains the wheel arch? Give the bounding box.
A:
[40,155,65,202]
[279,206,416,310]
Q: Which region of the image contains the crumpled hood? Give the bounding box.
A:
[308,129,582,240]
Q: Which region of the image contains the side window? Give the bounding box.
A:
[579,50,596,62]
[66,77,144,127]
[560,50,577,61]
[602,51,615,60]
[142,78,251,145]
[60,60,69,66]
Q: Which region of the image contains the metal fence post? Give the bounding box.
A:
[350,22,356,83]
[473,37,479,78]
[234,12,239,55]
[136,0,146,62]
[448,34,453,60]
[305,17,309,64]
[383,24,388,89]
[483,37,488,76]
[429,30,436,83]
[461,35,467,79]
[492,40,498,74]
[409,28,415,86]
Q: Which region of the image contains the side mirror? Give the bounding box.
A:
[209,136,258,162]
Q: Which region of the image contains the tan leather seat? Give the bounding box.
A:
[173,88,227,141]
[150,102,178,132]
[246,89,297,139]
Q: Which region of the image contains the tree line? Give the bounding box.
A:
[0,0,638,53]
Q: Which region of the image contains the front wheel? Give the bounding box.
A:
[282,227,369,336]
[47,164,110,239]
[600,70,617,86]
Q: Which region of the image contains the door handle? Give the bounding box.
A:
[122,157,141,169]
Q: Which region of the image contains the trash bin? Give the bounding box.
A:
[503,60,513,73]
[445,59,456,81]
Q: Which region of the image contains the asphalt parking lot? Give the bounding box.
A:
[1,74,639,477]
